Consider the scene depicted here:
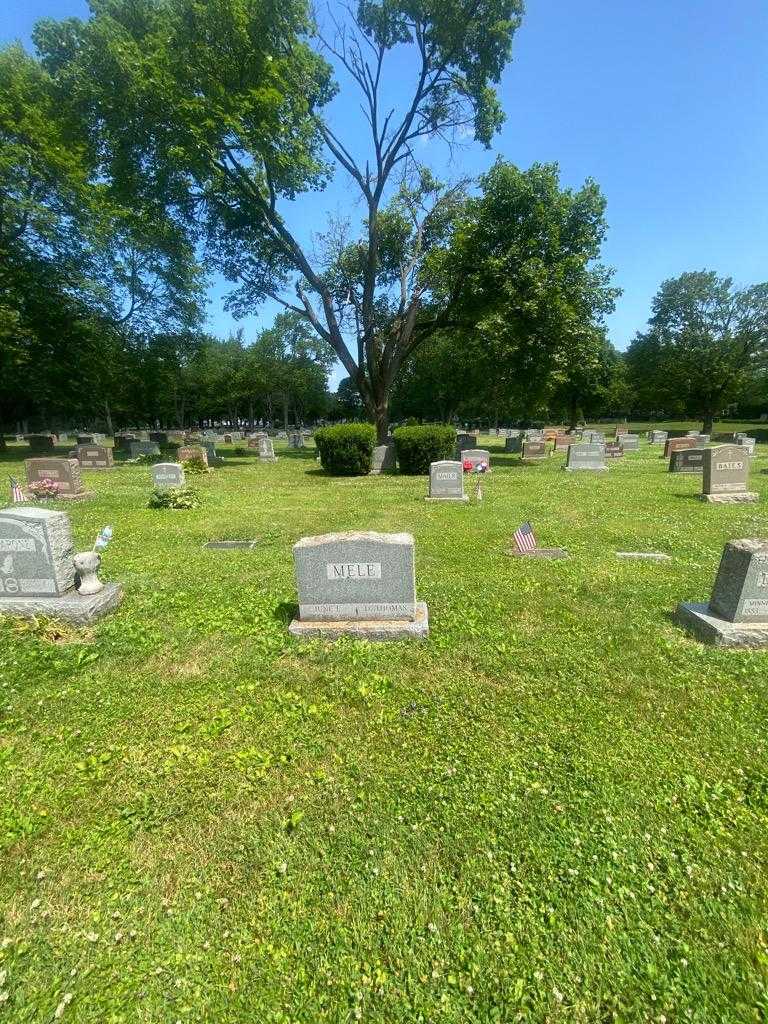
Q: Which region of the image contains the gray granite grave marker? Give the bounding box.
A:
[675,539,768,646]
[371,444,395,474]
[289,531,428,640]
[505,436,522,453]
[618,433,639,451]
[565,442,607,472]
[648,430,668,444]
[427,460,467,502]
[151,463,185,489]
[129,441,161,458]
[0,506,122,623]
[701,445,757,503]
[76,444,114,469]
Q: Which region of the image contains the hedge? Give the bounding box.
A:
[314,423,376,476]
[393,425,456,475]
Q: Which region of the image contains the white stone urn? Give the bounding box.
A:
[74,550,104,595]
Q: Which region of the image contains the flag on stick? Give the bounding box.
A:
[512,521,537,554]
[9,477,26,503]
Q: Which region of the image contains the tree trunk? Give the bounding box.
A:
[283,396,290,435]
[702,414,714,434]
[103,398,114,436]
[568,396,579,430]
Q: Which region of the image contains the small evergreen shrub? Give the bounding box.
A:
[314,424,376,476]
[147,486,199,509]
[182,455,209,475]
[393,425,456,475]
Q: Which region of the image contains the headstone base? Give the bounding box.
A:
[26,491,96,502]
[289,601,429,641]
[564,467,608,472]
[0,582,123,626]
[674,602,768,648]
[425,495,469,503]
[505,548,568,559]
[699,492,758,504]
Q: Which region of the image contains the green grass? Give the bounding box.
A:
[1,423,768,1023]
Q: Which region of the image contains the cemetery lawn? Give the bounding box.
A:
[3,425,768,1024]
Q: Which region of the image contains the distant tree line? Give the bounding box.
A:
[2,1,766,442]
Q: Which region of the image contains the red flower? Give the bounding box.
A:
[463,460,472,472]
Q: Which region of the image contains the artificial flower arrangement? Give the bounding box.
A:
[463,459,489,501]
[28,477,61,501]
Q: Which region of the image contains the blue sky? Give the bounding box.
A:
[4,0,767,387]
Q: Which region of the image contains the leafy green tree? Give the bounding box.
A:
[626,271,768,432]
[427,160,619,423]
[33,0,523,439]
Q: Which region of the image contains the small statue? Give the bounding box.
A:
[75,526,113,596]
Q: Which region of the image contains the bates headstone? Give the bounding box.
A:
[701,445,757,503]
[151,463,185,489]
[675,539,768,646]
[289,531,428,640]
[427,460,467,502]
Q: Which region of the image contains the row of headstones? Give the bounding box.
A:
[2,504,766,646]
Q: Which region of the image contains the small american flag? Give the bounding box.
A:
[512,521,537,553]
[9,476,26,503]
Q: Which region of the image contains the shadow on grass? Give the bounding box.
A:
[273,600,298,624]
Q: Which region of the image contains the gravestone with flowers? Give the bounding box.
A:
[0,508,122,624]
[25,458,93,501]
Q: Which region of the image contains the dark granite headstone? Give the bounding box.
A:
[669,447,705,473]
[522,440,547,461]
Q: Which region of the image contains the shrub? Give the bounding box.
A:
[182,455,209,475]
[393,425,456,475]
[148,486,199,509]
[314,424,376,476]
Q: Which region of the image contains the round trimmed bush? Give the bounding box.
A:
[314,424,376,476]
[393,425,456,475]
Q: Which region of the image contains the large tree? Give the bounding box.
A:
[33,0,523,439]
[626,271,768,432]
